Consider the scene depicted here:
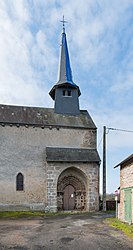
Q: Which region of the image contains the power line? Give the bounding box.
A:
[98,126,133,148]
[98,136,103,148]
[107,127,133,133]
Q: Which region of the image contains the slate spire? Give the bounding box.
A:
[49,18,81,115]
[57,21,74,85]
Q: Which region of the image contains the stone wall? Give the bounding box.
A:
[0,124,98,211]
[120,162,133,189]
[47,162,99,212]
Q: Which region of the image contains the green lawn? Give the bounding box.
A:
[0,210,81,218]
[0,211,57,218]
[106,217,133,238]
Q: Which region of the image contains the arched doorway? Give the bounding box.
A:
[57,167,87,211]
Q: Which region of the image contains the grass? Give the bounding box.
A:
[0,210,83,218]
[0,211,51,218]
[106,217,133,238]
[0,210,115,219]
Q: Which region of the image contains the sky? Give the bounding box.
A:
[0,0,133,194]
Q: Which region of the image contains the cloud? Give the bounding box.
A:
[0,0,57,106]
[0,0,133,192]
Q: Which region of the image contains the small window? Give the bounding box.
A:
[16,173,24,191]
[63,90,66,96]
[62,90,72,96]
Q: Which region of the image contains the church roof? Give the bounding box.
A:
[49,24,81,100]
[46,147,100,163]
[0,104,96,129]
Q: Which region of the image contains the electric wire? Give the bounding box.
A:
[98,136,103,149]
[107,127,133,133]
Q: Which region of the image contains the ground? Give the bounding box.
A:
[0,212,132,250]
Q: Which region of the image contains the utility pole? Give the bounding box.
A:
[101,125,133,211]
[103,126,106,211]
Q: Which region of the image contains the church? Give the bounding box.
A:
[0,23,100,212]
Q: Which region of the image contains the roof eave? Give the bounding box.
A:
[49,82,81,100]
[114,154,133,168]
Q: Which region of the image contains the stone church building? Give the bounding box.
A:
[0,24,100,212]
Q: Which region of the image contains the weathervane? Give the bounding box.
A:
[60,15,68,32]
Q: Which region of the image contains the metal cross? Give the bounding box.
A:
[60,15,68,31]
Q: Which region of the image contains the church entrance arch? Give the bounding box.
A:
[57,167,87,211]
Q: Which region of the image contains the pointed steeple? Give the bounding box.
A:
[49,18,81,115]
[57,23,75,85]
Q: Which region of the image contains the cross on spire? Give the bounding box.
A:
[60,15,67,33]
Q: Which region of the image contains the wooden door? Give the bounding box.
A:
[124,189,132,224]
[63,185,75,210]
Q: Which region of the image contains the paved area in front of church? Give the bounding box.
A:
[0,212,132,250]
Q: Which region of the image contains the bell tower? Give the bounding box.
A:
[49,17,81,115]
